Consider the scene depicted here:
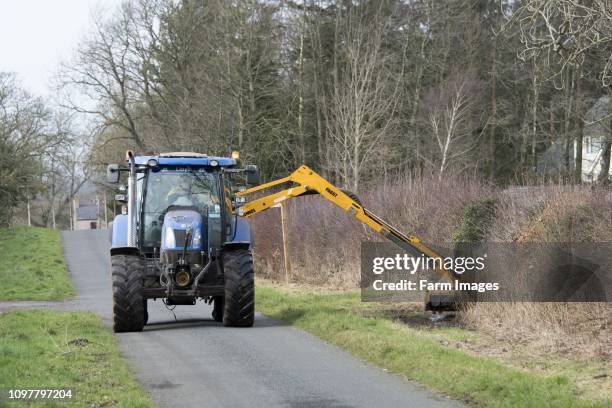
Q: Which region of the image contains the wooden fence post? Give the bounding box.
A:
[280,201,292,284]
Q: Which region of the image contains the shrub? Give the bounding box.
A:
[453,197,497,244]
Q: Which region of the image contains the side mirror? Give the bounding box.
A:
[114,194,127,203]
[245,165,261,186]
[106,164,120,183]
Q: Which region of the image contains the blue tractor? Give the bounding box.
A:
[106,151,260,332]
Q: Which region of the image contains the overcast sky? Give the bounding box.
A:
[0,0,122,99]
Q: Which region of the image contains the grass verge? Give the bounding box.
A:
[0,227,75,301]
[0,310,154,407]
[256,284,608,408]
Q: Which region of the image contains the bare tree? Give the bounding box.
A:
[507,0,612,182]
[57,2,149,150]
[326,3,402,190]
[0,72,65,226]
[511,0,612,86]
[422,73,485,179]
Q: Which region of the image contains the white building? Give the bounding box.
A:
[577,96,611,182]
[74,204,98,230]
[538,96,610,182]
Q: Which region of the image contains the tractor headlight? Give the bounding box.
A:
[164,227,176,248]
[192,228,202,248]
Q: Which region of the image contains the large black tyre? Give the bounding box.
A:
[111,255,145,333]
[222,249,254,327]
[212,296,224,322]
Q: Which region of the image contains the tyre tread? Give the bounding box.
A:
[111,255,145,332]
[222,249,254,327]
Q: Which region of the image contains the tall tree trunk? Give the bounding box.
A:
[313,64,325,175]
[573,68,584,183]
[597,90,612,184]
[51,202,56,229]
[598,140,611,185]
[310,12,328,179]
[407,2,430,173]
[297,22,305,164]
[489,38,497,180]
[549,99,555,144]
[562,68,575,179]
[530,58,539,171]
[237,100,244,148]
[26,191,31,227]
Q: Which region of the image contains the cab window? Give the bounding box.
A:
[141,168,220,248]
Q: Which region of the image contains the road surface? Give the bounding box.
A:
[61,230,461,408]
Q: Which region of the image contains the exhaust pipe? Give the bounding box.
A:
[126,150,137,247]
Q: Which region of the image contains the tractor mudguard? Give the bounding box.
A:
[228,216,252,249]
[110,214,128,248]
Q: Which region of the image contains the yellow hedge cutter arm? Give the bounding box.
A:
[235,165,455,284]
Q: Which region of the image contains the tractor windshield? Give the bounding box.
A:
[141,168,221,248]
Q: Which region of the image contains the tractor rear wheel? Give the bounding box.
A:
[222,249,254,327]
[111,254,145,333]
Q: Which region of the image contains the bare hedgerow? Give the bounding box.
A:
[462,184,612,359]
[253,178,612,359]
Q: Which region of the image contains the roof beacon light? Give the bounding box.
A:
[147,158,158,167]
[209,160,219,167]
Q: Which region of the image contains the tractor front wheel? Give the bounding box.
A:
[222,249,254,327]
[111,254,145,332]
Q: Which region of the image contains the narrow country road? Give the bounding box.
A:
[60,230,461,408]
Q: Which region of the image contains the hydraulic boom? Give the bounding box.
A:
[235,165,456,283]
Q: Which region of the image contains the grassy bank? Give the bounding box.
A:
[0,227,75,301]
[256,284,609,408]
[0,310,154,407]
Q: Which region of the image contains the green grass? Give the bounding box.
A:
[256,285,608,408]
[0,310,154,407]
[0,227,75,301]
